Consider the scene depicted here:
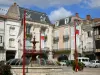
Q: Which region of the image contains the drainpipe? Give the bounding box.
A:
[93,27,96,60]
[4,18,6,61]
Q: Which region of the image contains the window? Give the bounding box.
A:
[26,24,31,34]
[9,38,15,48]
[9,26,15,35]
[59,19,65,25]
[95,40,100,49]
[40,16,46,22]
[55,21,59,26]
[96,61,100,63]
[0,36,2,43]
[82,59,88,62]
[65,18,69,24]
[98,28,100,35]
[79,59,81,62]
[87,31,92,37]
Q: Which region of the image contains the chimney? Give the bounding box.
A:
[14,2,17,6]
[75,13,79,18]
[86,15,91,20]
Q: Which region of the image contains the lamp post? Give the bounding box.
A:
[23,10,26,75]
[74,20,79,72]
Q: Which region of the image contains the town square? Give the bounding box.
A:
[0,0,100,75]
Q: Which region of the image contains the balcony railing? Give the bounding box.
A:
[63,35,69,41]
[94,35,100,39]
[53,37,59,42]
[95,49,100,52]
[83,48,94,52]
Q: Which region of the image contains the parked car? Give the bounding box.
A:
[6,58,30,66]
[61,60,70,66]
[78,57,90,67]
[59,61,66,66]
[89,60,100,68]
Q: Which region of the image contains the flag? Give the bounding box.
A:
[41,34,45,49]
[76,29,79,35]
[41,36,44,40]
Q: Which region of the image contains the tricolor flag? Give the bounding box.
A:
[76,29,79,35]
[41,34,45,48]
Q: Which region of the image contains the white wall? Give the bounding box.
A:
[82,30,93,52]
[18,22,53,59]
[4,19,20,58]
[0,20,4,47]
[0,19,5,61]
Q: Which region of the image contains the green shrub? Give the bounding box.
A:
[72,60,84,71]
[56,61,60,66]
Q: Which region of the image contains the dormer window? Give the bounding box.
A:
[65,18,69,24]
[59,19,65,25]
[40,16,46,22]
[55,21,59,26]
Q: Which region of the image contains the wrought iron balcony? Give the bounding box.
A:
[53,36,59,42]
[95,49,100,52]
[63,35,69,41]
[94,35,100,40]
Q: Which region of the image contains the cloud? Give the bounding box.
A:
[0,0,100,9]
[88,0,100,8]
[0,0,82,8]
[83,0,100,8]
[49,7,72,23]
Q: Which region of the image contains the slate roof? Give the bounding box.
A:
[19,7,51,24]
[6,3,20,20]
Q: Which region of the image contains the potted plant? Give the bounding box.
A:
[44,35,47,42]
[72,60,84,71]
[26,33,32,40]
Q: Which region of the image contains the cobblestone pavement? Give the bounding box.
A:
[61,66,100,75]
[12,66,100,75]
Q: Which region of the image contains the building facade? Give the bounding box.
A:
[6,3,53,60]
[53,13,82,60]
[80,15,94,60]
[0,16,5,61]
[93,21,100,60]
[0,14,20,61]
[81,15,100,60]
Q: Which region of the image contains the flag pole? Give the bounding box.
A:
[23,10,26,75]
[74,20,79,72]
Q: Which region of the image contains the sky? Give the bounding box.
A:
[0,0,100,23]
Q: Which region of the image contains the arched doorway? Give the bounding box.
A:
[58,54,68,61]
